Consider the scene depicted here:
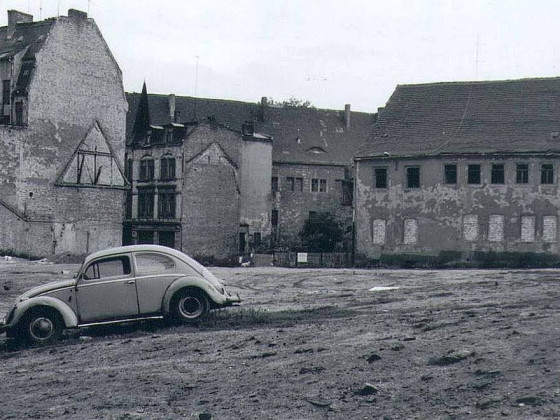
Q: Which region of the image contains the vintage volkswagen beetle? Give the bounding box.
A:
[0,245,240,344]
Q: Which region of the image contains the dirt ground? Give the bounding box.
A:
[0,259,559,419]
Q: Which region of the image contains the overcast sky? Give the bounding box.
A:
[1,0,560,112]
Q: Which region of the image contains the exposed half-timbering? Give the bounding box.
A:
[0,9,128,257]
[355,78,560,262]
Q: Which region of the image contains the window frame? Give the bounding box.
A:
[444,164,457,184]
[139,158,155,181]
[541,163,554,185]
[467,164,481,185]
[516,163,529,184]
[406,166,420,189]
[374,167,388,189]
[491,163,505,184]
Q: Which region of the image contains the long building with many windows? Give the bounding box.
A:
[354,77,560,264]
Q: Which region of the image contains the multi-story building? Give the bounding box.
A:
[355,78,560,263]
[125,91,375,256]
[124,85,272,260]
[0,9,128,257]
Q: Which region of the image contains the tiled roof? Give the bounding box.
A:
[355,77,560,159]
[0,20,54,94]
[126,93,376,166]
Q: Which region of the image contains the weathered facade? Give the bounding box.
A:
[355,78,560,262]
[0,9,128,257]
[124,88,272,259]
[125,93,375,254]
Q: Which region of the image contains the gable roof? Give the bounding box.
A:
[126,92,376,166]
[356,77,560,160]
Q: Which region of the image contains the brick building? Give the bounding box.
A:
[124,86,272,259]
[354,78,560,263]
[125,91,375,255]
[0,9,128,257]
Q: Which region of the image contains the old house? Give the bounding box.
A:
[354,78,560,263]
[0,9,128,257]
[124,86,272,260]
[125,91,375,256]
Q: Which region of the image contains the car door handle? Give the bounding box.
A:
[126,280,136,285]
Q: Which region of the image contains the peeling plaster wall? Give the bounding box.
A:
[0,16,127,257]
[356,156,560,259]
[272,163,351,243]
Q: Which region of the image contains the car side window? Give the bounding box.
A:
[135,253,176,276]
[83,256,131,280]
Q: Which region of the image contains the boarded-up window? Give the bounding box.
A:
[463,215,478,241]
[488,214,504,242]
[521,215,536,242]
[543,216,557,243]
[372,219,386,245]
[403,219,418,244]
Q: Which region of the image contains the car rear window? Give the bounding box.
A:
[135,253,176,276]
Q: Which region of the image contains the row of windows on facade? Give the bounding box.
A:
[373,163,556,189]
[1,79,24,125]
[128,157,176,182]
[131,189,177,219]
[145,126,186,145]
[271,176,328,193]
[371,215,558,245]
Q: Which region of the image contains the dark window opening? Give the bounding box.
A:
[468,164,481,184]
[516,164,529,184]
[491,164,505,184]
[139,159,154,181]
[541,164,554,184]
[160,157,176,180]
[158,189,176,219]
[138,189,155,218]
[374,168,387,188]
[2,80,10,106]
[444,164,457,184]
[271,176,279,192]
[287,176,303,191]
[15,101,23,125]
[406,167,420,188]
[341,180,353,206]
[271,209,279,227]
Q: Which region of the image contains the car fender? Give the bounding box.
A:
[10,296,79,329]
[162,276,226,314]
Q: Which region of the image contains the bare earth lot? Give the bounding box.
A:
[1,260,559,419]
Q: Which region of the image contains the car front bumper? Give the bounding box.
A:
[224,291,241,306]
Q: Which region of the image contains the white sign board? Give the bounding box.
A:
[297,252,308,263]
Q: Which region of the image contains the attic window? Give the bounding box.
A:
[307,147,326,154]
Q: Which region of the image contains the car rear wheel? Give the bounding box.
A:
[21,309,63,345]
[171,289,209,323]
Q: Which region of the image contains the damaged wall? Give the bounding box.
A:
[355,156,560,259]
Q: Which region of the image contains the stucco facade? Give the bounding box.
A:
[0,10,128,257]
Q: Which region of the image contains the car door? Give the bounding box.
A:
[76,254,139,323]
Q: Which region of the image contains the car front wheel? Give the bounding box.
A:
[21,309,63,345]
[171,289,209,323]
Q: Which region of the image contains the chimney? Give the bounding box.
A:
[344,104,351,129]
[242,121,255,136]
[260,96,268,122]
[7,10,33,39]
[168,94,176,123]
[377,107,384,119]
[68,9,88,20]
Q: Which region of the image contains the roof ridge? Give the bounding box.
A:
[398,76,560,89]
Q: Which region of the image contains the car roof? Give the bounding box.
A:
[82,245,192,266]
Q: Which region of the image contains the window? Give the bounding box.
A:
[287,176,303,191]
[541,164,554,184]
[406,167,420,188]
[311,178,327,192]
[341,180,353,206]
[463,214,478,241]
[372,219,386,245]
[488,214,504,242]
[15,101,23,125]
[374,168,387,188]
[403,219,418,244]
[166,129,173,143]
[2,80,10,106]
[158,188,176,219]
[543,216,558,243]
[84,256,131,280]
[444,164,457,184]
[271,177,279,192]
[160,157,176,180]
[468,164,481,184]
[491,164,505,184]
[271,209,278,227]
[521,215,536,242]
[516,164,529,184]
[138,188,155,218]
[139,159,155,181]
[135,253,176,276]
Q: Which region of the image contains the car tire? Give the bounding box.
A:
[21,308,63,345]
[171,289,209,323]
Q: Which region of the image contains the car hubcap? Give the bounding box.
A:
[30,317,54,340]
[179,297,203,319]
